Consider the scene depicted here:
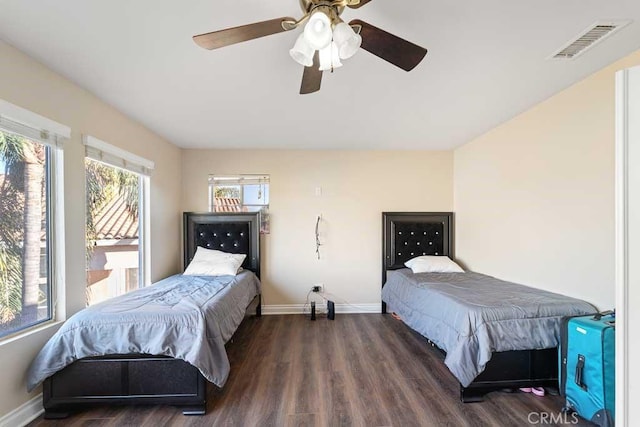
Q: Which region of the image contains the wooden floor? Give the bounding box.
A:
[28,314,593,427]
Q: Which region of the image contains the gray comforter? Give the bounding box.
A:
[381,269,595,387]
[27,271,260,392]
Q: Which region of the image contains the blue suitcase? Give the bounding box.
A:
[559,312,615,426]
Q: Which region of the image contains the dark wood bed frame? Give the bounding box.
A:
[42,212,262,418]
[381,212,558,403]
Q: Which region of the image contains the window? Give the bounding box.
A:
[0,99,67,339]
[209,175,270,233]
[83,135,153,305]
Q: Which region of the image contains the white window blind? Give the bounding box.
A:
[209,176,269,186]
[0,99,70,147]
[83,135,154,176]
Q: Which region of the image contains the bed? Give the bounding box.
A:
[380,212,595,402]
[28,212,262,418]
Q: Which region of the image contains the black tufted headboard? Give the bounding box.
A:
[183,212,260,278]
[382,212,454,285]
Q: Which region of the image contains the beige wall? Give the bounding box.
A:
[182,150,453,306]
[0,40,182,417]
[454,50,640,310]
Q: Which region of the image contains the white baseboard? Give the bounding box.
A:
[262,304,307,315]
[262,303,381,315]
[0,394,43,427]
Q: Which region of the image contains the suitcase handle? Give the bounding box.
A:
[575,355,588,391]
[593,310,614,321]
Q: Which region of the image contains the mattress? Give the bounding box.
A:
[381,268,595,387]
[27,270,260,391]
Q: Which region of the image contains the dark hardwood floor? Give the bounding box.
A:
[28,314,593,427]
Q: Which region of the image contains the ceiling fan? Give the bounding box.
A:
[193,0,428,94]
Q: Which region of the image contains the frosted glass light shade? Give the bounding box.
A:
[304,11,333,50]
[333,22,362,59]
[319,42,343,71]
[290,34,314,67]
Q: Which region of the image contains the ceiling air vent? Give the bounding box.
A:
[550,21,631,60]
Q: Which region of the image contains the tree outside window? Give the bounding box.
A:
[0,130,51,337]
[85,158,141,305]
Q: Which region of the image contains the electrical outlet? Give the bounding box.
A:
[312,284,323,293]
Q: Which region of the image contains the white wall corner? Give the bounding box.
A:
[0,394,43,427]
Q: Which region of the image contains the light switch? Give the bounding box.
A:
[315,186,322,196]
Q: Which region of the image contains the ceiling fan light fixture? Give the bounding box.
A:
[333,22,362,59]
[192,0,429,95]
[290,33,315,66]
[319,42,342,71]
[304,10,333,50]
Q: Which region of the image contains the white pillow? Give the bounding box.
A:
[183,247,246,276]
[404,255,464,273]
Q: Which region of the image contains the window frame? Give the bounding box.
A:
[0,100,68,342]
[83,135,153,304]
[208,175,270,212]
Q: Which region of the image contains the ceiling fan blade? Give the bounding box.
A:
[300,52,323,94]
[347,0,373,9]
[350,19,427,71]
[193,17,295,50]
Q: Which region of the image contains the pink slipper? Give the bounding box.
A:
[531,387,545,396]
[519,387,545,396]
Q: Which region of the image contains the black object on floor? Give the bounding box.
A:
[327,300,335,320]
[310,301,316,320]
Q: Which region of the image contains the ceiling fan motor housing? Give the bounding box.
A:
[299,0,345,17]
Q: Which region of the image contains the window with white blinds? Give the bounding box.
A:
[82,135,152,294]
[0,98,67,339]
[208,174,270,233]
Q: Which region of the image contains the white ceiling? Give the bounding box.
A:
[1,0,639,150]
